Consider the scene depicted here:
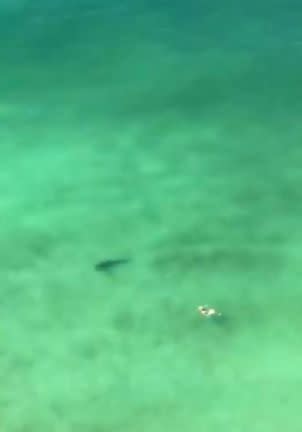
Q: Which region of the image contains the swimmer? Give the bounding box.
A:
[198,305,222,318]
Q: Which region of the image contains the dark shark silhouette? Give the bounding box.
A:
[94,258,130,273]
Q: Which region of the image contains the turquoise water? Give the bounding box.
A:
[1,1,302,430]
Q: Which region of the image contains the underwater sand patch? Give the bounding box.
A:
[151,245,284,273]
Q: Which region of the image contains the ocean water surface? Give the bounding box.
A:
[1,1,302,430]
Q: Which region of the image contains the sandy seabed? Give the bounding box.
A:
[1,9,302,431]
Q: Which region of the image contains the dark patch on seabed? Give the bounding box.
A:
[152,246,284,273]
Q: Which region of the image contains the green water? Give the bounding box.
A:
[1,1,302,430]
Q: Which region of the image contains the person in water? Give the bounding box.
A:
[198,305,222,318]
